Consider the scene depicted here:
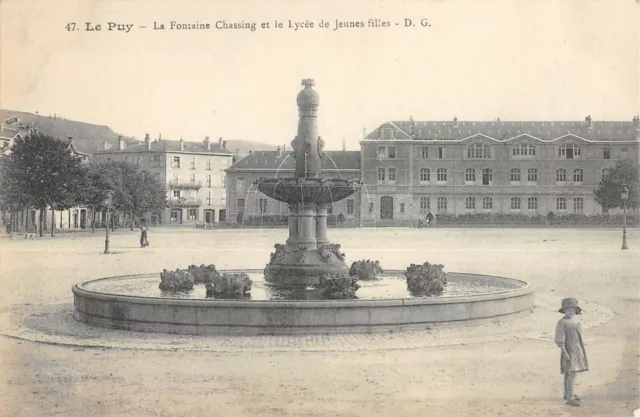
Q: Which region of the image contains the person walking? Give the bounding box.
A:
[426,212,434,228]
[555,297,589,406]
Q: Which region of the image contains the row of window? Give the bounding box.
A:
[171,173,225,188]
[171,190,223,206]
[237,198,357,214]
[377,167,605,185]
[377,144,629,160]
[415,196,586,213]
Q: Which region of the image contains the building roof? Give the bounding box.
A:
[226,150,361,172]
[0,128,20,141]
[365,120,639,142]
[95,139,234,155]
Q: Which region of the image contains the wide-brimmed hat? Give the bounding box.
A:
[558,298,582,314]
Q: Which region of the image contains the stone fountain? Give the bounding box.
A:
[255,79,361,287]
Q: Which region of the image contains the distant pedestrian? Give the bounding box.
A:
[555,298,589,406]
[139,225,149,248]
[426,212,434,227]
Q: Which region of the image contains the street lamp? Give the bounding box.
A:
[621,184,629,250]
[104,191,113,254]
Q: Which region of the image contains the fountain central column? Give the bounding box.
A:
[296,203,317,249]
[316,204,329,245]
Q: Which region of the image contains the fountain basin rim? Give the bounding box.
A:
[73,269,535,308]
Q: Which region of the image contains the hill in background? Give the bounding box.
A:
[0,110,274,156]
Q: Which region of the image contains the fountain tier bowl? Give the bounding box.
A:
[73,270,535,335]
[256,177,360,204]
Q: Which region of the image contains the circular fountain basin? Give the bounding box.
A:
[73,270,535,335]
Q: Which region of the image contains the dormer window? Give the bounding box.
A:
[380,127,394,140]
[467,143,492,159]
[558,144,581,159]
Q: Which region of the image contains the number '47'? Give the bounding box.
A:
[65,22,77,31]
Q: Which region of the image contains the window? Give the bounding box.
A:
[400,203,405,213]
[190,158,196,169]
[259,199,267,213]
[237,198,245,212]
[172,156,180,168]
[377,146,395,159]
[527,197,538,210]
[151,154,163,167]
[172,190,181,199]
[388,168,396,184]
[438,147,445,159]
[558,144,581,159]
[573,169,583,183]
[377,167,385,183]
[190,174,196,185]
[527,168,538,183]
[221,176,226,188]
[465,168,476,184]
[510,168,521,183]
[436,197,447,213]
[368,203,374,213]
[510,197,521,210]
[482,197,493,210]
[419,197,430,213]
[556,197,567,210]
[512,144,536,157]
[419,168,430,184]
[421,147,429,158]
[206,175,212,187]
[603,148,610,160]
[172,173,179,183]
[206,158,212,170]
[347,199,354,214]
[137,155,143,166]
[206,192,212,206]
[189,190,196,200]
[573,197,584,213]
[556,169,567,183]
[187,209,197,220]
[467,143,492,159]
[465,196,476,210]
[436,168,448,183]
[236,177,245,191]
[482,168,492,186]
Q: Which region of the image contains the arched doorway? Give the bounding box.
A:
[73,209,79,228]
[80,209,87,229]
[380,196,394,220]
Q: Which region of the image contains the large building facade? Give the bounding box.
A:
[360,117,640,226]
[94,135,234,225]
[225,150,362,224]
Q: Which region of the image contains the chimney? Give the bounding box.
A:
[204,136,211,150]
[362,127,367,139]
[218,137,222,147]
[585,115,592,128]
[222,140,227,149]
[179,137,184,150]
[408,116,415,135]
[118,136,125,150]
[342,137,346,151]
[277,145,282,157]
[453,116,458,127]
[633,116,639,128]
[144,133,151,150]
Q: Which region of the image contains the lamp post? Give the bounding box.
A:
[621,184,629,250]
[104,191,113,254]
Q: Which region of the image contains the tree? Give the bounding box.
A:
[0,133,86,236]
[594,159,639,211]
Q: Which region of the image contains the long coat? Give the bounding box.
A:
[555,317,589,374]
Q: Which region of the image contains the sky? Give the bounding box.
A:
[1,0,638,150]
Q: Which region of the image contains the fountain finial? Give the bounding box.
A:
[301,79,315,88]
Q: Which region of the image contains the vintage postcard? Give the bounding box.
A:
[0,0,638,416]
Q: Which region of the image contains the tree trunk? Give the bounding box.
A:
[130,210,134,231]
[91,209,95,233]
[39,207,44,237]
[50,205,55,237]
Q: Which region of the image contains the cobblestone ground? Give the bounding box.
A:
[0,227,638,417]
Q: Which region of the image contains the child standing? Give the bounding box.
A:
[555,297,589,406]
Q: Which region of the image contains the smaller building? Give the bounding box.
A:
[225,150,362,224]
[94,135,234,225]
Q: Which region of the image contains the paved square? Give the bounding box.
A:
[0,227,638,416]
